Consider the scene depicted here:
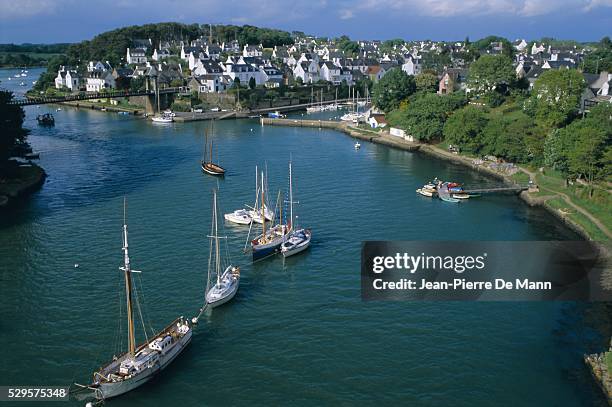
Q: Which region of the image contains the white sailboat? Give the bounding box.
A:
[205,190,240,308]
[75,199,192,400]
[247,166,273,224]
[281,161,311,258]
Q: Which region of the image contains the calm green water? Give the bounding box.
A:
[0,68,608,406]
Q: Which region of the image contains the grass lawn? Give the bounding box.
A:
[545,197,609,242]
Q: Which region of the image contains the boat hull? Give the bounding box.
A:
[206,267,240,308]
[95,328,192,400]
[224,211,251,225]
[201,162,225,176]
[281,230,311,258]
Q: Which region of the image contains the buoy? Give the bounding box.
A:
[74,263,79,268]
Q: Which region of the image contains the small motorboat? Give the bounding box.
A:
[36,113,55,126]
[452,193,470,200]
[224,209,252,225]
[354,142,361,149]
[416,188,435,197]
[151,115,173,123]
[281,228,312,258]
[56,108,62,112]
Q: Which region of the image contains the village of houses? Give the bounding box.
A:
[52,34,611,123]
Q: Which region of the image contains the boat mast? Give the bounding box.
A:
[121,198,136,356]
[289,161,293,230]
[261,172,266,241]
[214,190,220,286]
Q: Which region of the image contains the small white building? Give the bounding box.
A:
[85,70,115,92]
[54,66,81,90]
[126,48,147,64]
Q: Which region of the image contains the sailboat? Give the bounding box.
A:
[75,199,192,400]
[247,166,273,224]
[201,123,226,176]
[280,161,311,258]
[205,190,240,308]
[250,171,288,261]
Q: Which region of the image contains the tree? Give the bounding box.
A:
[467,54,515,96]
[481,112,543,163]
[567,127,607,190]
[442,106,488,152]
[524,69,586,128]
[582,36,612,74]
[414,72,438,93]
[0,91,31,173]
[387,92,466,141]
[248,77,256,89]
[544,103,611,179]
[371,68,416,113]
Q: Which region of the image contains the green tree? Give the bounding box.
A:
[387,92,466,141]
[467,54,515,96]
[442,106,488,152]
[524,69,586,128]
[248,77,256,89]
[481,112,543,163]
[0,91,31,173]
[371,68,416,113]
[567,127,607,189]
[414,72,438,93]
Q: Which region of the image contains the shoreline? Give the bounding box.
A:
[263,116,612,401]
[0,163,46,209]
[261,117,606,243]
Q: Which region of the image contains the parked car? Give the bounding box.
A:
[210,107,220,112]
[192,108,203,113]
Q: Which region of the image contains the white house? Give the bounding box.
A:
[152,48,172,61]
[87,61,111,72]
[126,48,147,64]
[54,66,81,90]
[514,39,528,52]
[85,70,115,92]
[401,56,421,76]
[319,61,342,84]
[224,61,265,85]
[188,51,209,70]
[293,60,320,83]
[243,44,263,57]
[189,75,227,93]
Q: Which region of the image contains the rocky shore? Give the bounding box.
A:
[0,163,46,209]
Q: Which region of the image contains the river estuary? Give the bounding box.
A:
[0,68,608,406]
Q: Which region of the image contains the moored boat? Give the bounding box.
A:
[416,188,436,197]
[36,113,55,126]
[200,124,226,176]
[151,114,173,123]
[205,190,240,308]
[224,209,252,225]
[280,161,311,258]
[75,199,192,400]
